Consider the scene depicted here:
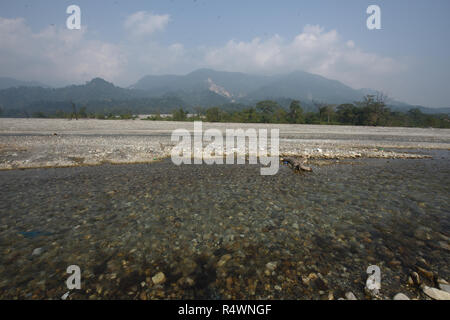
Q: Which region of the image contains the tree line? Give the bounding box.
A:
[2,95,448,128]
[23,103,137,120]
[145,95,449,128]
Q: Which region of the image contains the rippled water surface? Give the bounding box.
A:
[0,149,448,299]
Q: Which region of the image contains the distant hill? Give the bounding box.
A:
[132,69,450,113]
[0,78,192,115]
[131,68,271,96]
[132,68,364,104]
[0,70,448,116]
[245,71,364,104]
[0,78,141,109]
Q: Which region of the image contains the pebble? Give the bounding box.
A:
[265,262,277,272]
[0,144,448,300]
[417,267,434,280]
[301,276,310,286]
[438,241,450,251]
[345,292,357,300]
[217,254,232,267]
[365,286,379,298]
[152,272,166,285]
[226,277,233,290]
[407,276,414,286]
[32,248,43,256]
[410,272,421,285]
[184,277,195,287]
[393,293,410,300]
[422,286,450,300]
[414,227,431,241]
[439,284,450,293]
[61,291,70,300]
[388,260,401,267]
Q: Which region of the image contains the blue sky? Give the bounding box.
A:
[0,0,449,107]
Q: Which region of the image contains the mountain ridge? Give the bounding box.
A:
[0,70,448,115]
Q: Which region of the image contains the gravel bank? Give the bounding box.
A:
[1,119,449,170]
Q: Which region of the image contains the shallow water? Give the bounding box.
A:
[0,149,448,299]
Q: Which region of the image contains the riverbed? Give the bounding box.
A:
[0,149,448,299]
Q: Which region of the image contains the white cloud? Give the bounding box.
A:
[0,17,127,85]
[0,16,404,96]
[203,25,404,90]
[124,11,170,37]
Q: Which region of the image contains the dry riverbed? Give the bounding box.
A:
[0,119,449,170]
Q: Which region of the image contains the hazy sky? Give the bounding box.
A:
[0,0,449,108]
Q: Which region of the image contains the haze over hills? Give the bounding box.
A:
[132,68,371,104]
[0,77,50,90]
[0,69,448,116]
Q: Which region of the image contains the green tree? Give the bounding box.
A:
[272,107,287,123]
[193,106,205,120]
[356,94,389,126]
[148,112,163,120]
[288,100,304,124]
[205,107,222,122]
[336,103,359,124]
[71,102,78,120]
[256,100,278,123]
[239,107,259,123]
[32,111,47,118]
[172,108,187,121]
[407,108,424,126]
[78,106,88,118]
[318,105,335,124]
[304,112,320,124]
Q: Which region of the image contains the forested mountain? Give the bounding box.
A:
[0,70,448,116]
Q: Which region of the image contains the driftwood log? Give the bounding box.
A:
[281,157,312,172]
